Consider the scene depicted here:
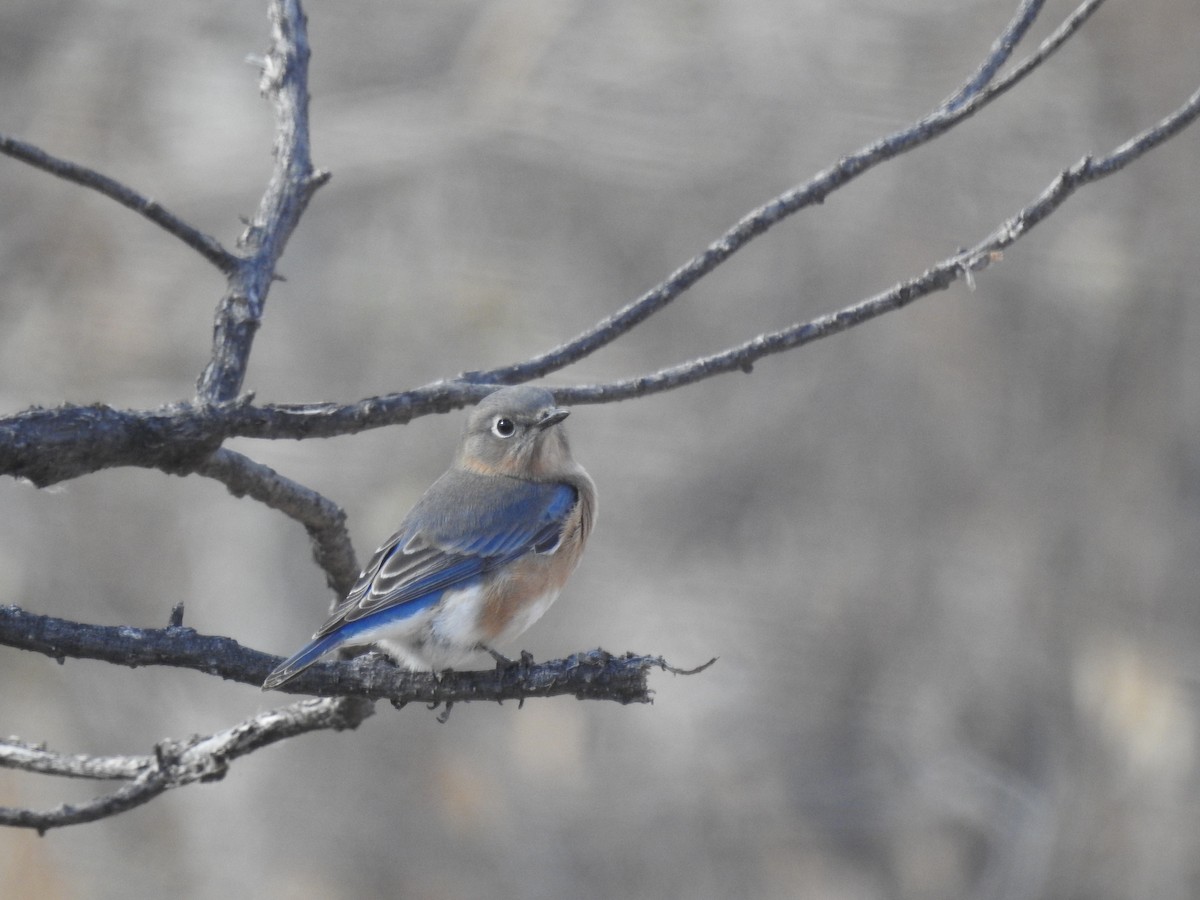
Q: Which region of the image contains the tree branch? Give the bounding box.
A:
[0,604,681,706]
[461,0,1108,387]
[546,81,1200,404]
[0,737,146,780]
[941,0,1045,112]
[0,697,373,833]
[0,133,239,274]
[0,400,229,486]
[195,0,330,403]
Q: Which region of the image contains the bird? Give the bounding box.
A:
[262,385,596,690]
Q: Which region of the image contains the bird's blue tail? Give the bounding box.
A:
[262,631,345,691]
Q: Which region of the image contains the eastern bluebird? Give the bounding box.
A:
[262,385,596,690]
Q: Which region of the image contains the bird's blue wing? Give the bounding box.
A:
[315,472,576,636]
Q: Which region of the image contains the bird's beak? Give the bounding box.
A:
[537,407,570,430]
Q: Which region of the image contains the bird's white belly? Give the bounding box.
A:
[348,582,563,672]
[351,584,486,671]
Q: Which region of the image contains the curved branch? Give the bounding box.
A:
[195,447,359,596]
[0,768,171,833]
[0,133,239,274]
[463,0,1107,387]
[195,0,330,403]
[0,697,372,832]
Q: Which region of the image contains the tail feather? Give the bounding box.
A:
[262,632,345,691]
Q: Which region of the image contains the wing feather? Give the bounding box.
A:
[314,471,576,637]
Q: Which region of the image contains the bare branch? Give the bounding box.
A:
[463,0,1107,387]
[195,0,331,404]
[0,768,170,832]
[0,400,228,486]
[0,737,145,781]
[0,697,372,832]
[941,0,1045,111]
[0,389,433,488]
[0,604,677,706]
[7,70,1191,487]
[0,132,239,274]
[0,380,505,487]
[195,447,359,596]
[270,647,685,706]
[545,83,1200,404]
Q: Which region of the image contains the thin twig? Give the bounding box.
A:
[0,132,239,274]
[941,0,1046,111]
[542,83,1200,404]
[462,0,1108,387]
[0,697,372,832]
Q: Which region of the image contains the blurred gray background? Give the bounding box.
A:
[3,1,1200,898]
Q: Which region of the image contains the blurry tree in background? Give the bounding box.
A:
[2,0,1200,897]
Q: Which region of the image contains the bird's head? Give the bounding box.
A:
[457,385,575,480]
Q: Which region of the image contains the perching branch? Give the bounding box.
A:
[0,639,705,834]
[0,604,675,706]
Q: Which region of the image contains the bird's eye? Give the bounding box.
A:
[491,416,516,438]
